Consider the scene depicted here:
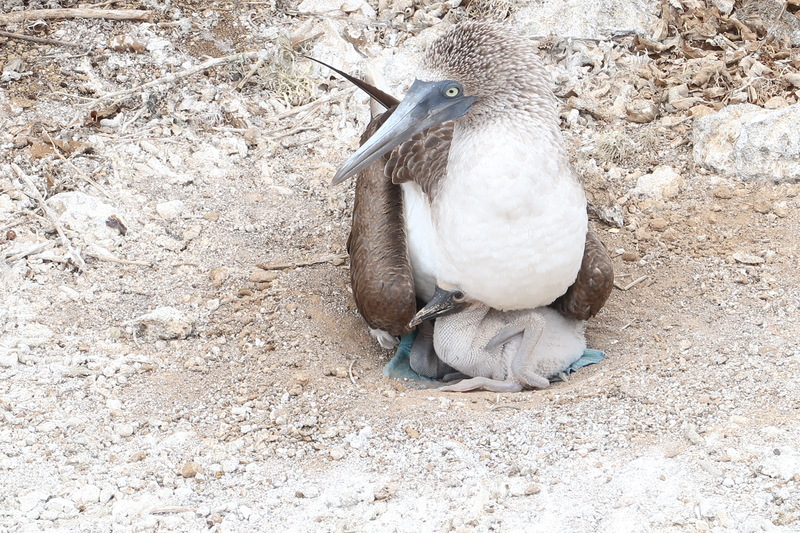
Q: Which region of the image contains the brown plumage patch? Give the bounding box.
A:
[347,110,417,336]
[550,230,615,320]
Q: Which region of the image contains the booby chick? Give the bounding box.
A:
[331,22,614,346]
[408,286,587,393]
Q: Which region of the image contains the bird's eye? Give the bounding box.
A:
[452,291,465,301]
[444,85,461,98]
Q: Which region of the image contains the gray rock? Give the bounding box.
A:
[0,348,18,367]
[630,166,683,199]
[71,484,101,506]
[513,0,661,41]
[155,200,185,220]
[693,103,800,181]
[46,191,123,244]
[127,306,196,342]
[18,490,49,513]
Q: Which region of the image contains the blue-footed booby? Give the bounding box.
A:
[408,286,587,392]
[329,22,614,347]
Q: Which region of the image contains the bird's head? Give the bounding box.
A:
[332,22,552,185]
[408,284,477,328]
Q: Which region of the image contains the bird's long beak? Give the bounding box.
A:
[408,286,467,329]
[332,79,477,185]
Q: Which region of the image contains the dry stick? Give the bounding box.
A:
[266,88,356,124]
[85,51,263,106]
[84,251,152,267]
[43,131,113,198]
[4,241,55,263]
[348,360,357,386]
[256,253,347,271]
[236,55,265,90]
[755,1,789,53]
[614,275,648,291]
[0,8,152,25]
[0,29,81,48]
[11,163,86,270]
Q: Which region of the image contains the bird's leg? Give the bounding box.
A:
[484,324,524,352]
[409,320,454,379]
[439,377,523,393]
[441,371,471,382]
[508,314,550,390]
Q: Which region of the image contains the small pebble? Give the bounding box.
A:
[404,427,420,439]
[649,218,668,232]
[180,461,202,478]
[155,200,185,220]
[249,270,278,283]
[711,186,734,199]
[115,424,134,437]
[525,484,541,495]
[329,447,346,460]
[210,268,229,286]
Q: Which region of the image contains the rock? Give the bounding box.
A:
[249,270,278,283]
[154,235,186,252]
[711,0,734,14]
[45,497,75,514]
[115,423,135,437]
[221,459,239,473]
[180,461,202,478]
[732,251,764,265]
[625,99,657,123]
[630,166,683,199]
[694,103,800,181]
[0,348,19,367]
[72,484,101,506]
[329,447,346,460]
[19,490,49,513]
[513,0,660,40]
[46,191,122,244]
[525,484,541,495]
[155,200,185,220]
[128,306,196,342]
[14,322,54,348]
[711,185,734,199]
[210,268,229,286]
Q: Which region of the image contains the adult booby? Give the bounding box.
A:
[333,22,614,345]
[407,286,586,393]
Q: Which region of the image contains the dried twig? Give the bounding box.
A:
[348,360,357,385]
[266,88,356,124]
[150,507,194,515]
[281,134,321,149]
[256,253,347,271]
[0,29,81,48]
[489,404,521,411]
[0,8,152,25]
[4,241,56,263]
[11,163,86,270]
[85,251,152,267]
[614,275,648,291]
[43,131,113,198]
[236,55,266,90]
[85,51,264,106]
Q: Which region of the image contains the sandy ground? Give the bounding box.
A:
[1,1,799,532]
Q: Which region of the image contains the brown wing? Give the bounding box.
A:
[550,229,614,320]
[347,109,417,336]
[386,122,453,203]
